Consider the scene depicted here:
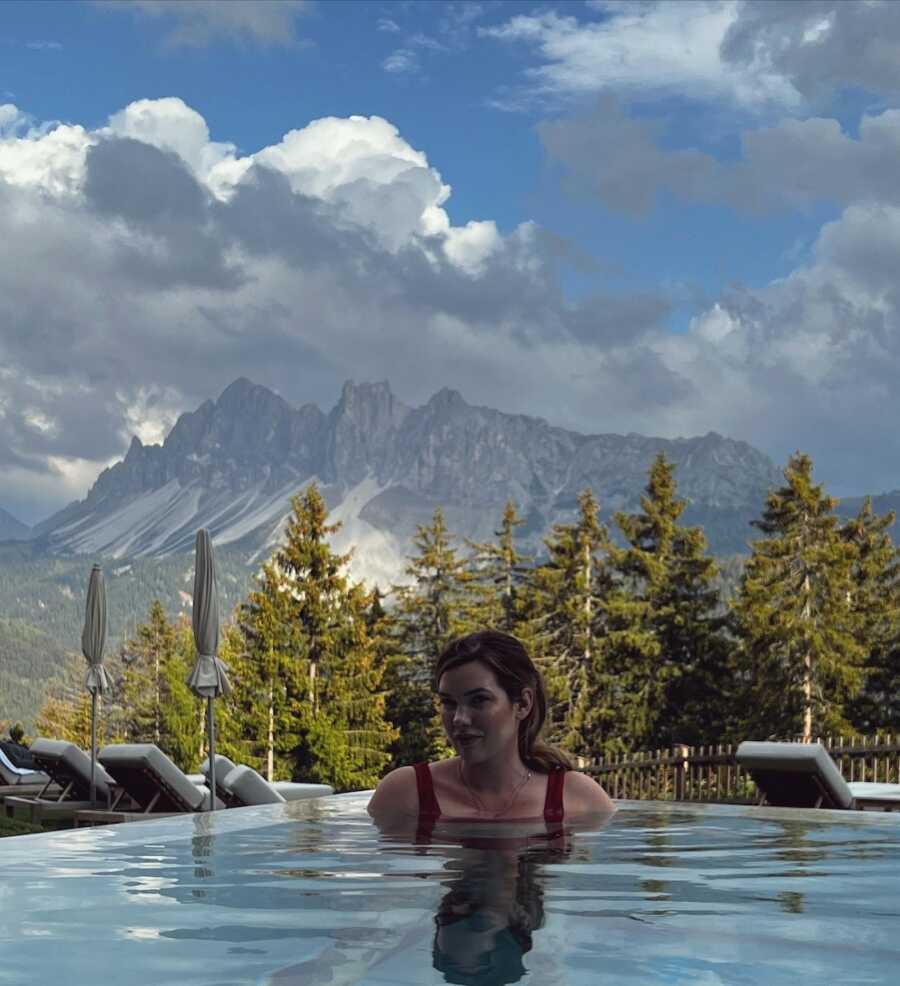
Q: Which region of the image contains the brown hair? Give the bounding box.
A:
[433,630,572,773]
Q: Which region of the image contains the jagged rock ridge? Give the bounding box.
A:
[32,377,783,581]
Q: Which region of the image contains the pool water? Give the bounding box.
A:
[1,796,899,985]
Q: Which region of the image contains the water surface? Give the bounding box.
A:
[1,796,898,985]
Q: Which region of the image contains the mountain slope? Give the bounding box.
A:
[32,377,783,580]
[0,508,30,542]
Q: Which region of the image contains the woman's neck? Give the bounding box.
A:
[458,751,529,792]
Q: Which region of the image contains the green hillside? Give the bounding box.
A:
[0,543,256,731]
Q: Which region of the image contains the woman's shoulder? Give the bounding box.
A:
[562,769,617,814]
[366,764,420,818]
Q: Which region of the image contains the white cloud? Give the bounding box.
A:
[6,87,900,524]
[0,110,91,198]
[481,0,802,110]
[118,385,185,447]
[539,99,900,217]
[442,220,502,275]
[383,49,421,75]
[96,0,313,48]
[105,97,237,181]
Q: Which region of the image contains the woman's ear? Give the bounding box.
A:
[516,687,534,719]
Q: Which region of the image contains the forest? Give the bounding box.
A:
[4,451,899,793]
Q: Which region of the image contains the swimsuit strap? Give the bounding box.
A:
[413,762,442,818]
[413,762,441,844]
[543,766,566,823]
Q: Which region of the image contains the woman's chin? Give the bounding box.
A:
[454,739,485,759]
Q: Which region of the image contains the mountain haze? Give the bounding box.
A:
[0,508,30,542]
[32,378,783,584]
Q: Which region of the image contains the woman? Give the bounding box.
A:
[367,630,615,829]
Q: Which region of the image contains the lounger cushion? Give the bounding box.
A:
[30,738,112,801]
[217,765,334,806]
[736,741,854,809]
[0,748,48,787]
[200,754,236,778]
[222,765,287,806]
[847,782,900,803]
[274,782,334,802]
[199,754,238,803]
[99,744,205,812]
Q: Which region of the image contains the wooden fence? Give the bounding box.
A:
[584,735,900,803]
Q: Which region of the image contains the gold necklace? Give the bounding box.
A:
[458,761,532,818]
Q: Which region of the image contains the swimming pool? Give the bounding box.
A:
[1,795,898,985]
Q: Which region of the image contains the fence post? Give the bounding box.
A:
[673,744,690,802]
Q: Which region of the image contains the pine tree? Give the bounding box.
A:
[34,677,93,748]
[521,489,613,756]
[841,498,900,732]
[465,500,532,633]
[118,603,202,770]
[160,618,204,771]
[387,508,471,766]
[237,485,396,790]
[234,560,308,780]
[299,581,398,790]
[120,600,177,747]
[611,453,729,749]
[732,453,864,741]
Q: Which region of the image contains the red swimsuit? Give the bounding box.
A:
[413,762,567,842]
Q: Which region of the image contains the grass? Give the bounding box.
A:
[0,814,44,838]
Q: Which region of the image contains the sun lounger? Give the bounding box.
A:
[220,765,334,807]
[4,738,116,824]
[97,743,220,815]
[199,756,333,806]
[736,741,900,811]
[0,747,53,797]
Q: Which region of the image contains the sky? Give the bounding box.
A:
[3,0,900,524]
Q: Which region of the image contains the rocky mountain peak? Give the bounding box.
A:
[31,377,788,563]
[427,387,468,412]
[327,379,411,486]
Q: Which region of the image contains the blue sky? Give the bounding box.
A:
[3,0,900,521]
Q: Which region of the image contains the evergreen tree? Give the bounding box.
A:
[611,453,729,749]
[521,489,613,756]
[387,508,471,766]
[234,560,308,780]
[465,500,532,633]
[118,602,201,770]
[33,651,115,749]
[160,618,204,771]
[841,498,900,732]
[34,694,88,747]
[732,453,864,741]
[237,485,396,790]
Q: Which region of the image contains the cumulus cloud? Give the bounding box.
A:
[96,0,313,48]
[652,196,900,495]
[0,97,671,521]
[481,0,802,111]
[539,97,900,216]
[721,0,900,103]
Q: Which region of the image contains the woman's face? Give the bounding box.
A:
[437,661,533,764]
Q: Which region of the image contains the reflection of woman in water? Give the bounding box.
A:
[432,846,565,986]
[368,630,615,837]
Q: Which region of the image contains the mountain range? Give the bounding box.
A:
[17,377,794,585]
